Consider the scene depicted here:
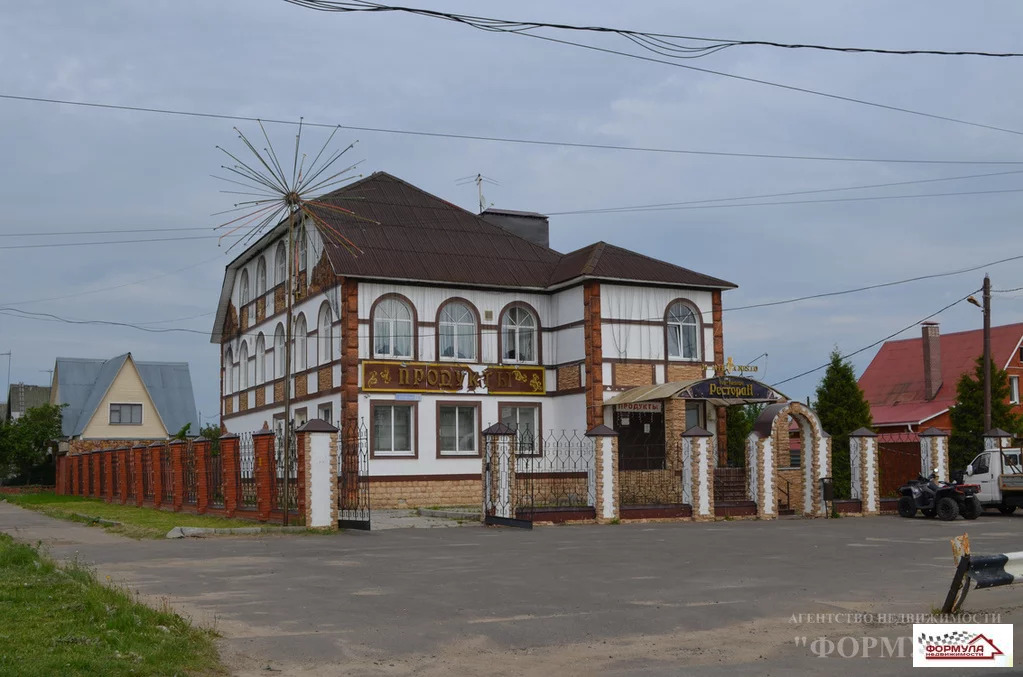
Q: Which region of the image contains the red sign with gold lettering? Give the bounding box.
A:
[361,361,545,395]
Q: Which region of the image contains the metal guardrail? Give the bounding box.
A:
[943,548,1023,613]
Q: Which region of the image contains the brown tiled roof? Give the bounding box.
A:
[308,172,736,290]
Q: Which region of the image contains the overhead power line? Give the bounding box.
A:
[283,1,1023,138]
[0,226,211,238]
[770,291,977,388]
[0,233,242,250]
[283,1,1023,58]
[3,93,1023,166]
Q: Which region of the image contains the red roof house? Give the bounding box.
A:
[858,322,1023,432]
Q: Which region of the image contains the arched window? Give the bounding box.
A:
[256,257,267,297]
[239,269,250,306]
[294,314,308,371]
[501,306,537,363]
[666,301,700,360]
[274,324,285,378]
[318,303,333,364]
[255,333,265,384]
[438,300,477,361]
[297,225,308,271]
[275,241,287,286]
[224,346,234,394]
[373,296,414,359]
[239,341,249,390]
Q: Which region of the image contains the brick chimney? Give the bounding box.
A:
[921,322,942,400]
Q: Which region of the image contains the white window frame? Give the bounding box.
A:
[256,257,267,297]
[1011,375,1020,405]
[372,403,415,457]
[501,306,538,364]
[667,301,701,361]
[109,403,143,425]
[318,303,333,364]
[499,404,539,455]
[239,269,250,306]
[438,404,478,456]
[255,334,266,384]
[274,325,286,378]
[297,225,308,271]
[275,241,286,286]
[317,402,333,425]
[373,297,414,359]
[294,314,308,371]
[225,346,234,394]
[239,341,250,390]
[438,301,477,362]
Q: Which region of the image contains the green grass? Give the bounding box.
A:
[2,492,262,539]
[0,533,223,676]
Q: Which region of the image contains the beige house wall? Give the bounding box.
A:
[80,359,168,439]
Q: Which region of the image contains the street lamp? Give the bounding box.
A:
[967,275,992,432]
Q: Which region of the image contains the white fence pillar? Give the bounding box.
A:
[849,428,879,516]
[587,425,618,523]
[984,427,1013,451]
[920,427,950,483]
[682,426,715,520]
[747,432,776,519]
[297,419,339,529]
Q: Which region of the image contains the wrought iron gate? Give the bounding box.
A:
[484,433,533,529]
[338,424,370,530]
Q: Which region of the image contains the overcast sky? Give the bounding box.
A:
[3,1,1023,424]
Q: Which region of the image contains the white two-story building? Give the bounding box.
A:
[211,172,737,507]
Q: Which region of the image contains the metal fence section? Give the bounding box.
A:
[183,443,197,505]
[877,431,920,497]
[142,449,154,502]
[273,429,298,514]
[207,446,225,509]
[618,440,686,507]
[338,424,370,530]
[518,430,595,515]
[237,433,258,511]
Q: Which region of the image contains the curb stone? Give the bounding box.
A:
[416,507,481,520]
[165,525,312,539]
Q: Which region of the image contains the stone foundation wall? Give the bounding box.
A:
[370,477,480,508]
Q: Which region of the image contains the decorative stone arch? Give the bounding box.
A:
[748,401,831,519]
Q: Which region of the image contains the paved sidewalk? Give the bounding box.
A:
[3,500,1022,676]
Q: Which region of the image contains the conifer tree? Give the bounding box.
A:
[949,356,1021,469]
[813,350,873,499]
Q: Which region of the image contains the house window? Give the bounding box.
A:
[224,346,234,394]
[256,257,267,297]
[373,297,414,359]
[438,300,477,361]
[667,301,700,360]
[274,324,285,378]
[439,404,477,456]
[294,314,307,371]
[501,306,537,363]
[297,225,308,271]
[317,403,333,425]
[294,407,308,429]
[1011,376,1020,405]
[318,303,333,364]
[275,242,286,286]
[239,269,250,306]
[110,403,142,425]
[500,404,539,455]
[255,333,265,383]
[685,401,703,430]
[372,403,415,457]
[239,341,250,390]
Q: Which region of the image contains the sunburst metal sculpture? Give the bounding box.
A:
[213,120,368,524]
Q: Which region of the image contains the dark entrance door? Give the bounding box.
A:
[614,407,666,470]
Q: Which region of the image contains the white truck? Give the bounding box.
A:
[964,448,1023,514]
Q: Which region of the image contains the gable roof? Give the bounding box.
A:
[212,172,735,341]
[4,384,51,420]
[53,354,199,437]
[858,323,1023,426]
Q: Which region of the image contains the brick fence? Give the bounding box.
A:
[55,431,305,525]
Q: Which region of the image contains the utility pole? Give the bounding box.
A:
[282,200,299,526]
[983,274,992,432]
[1,351,10,413]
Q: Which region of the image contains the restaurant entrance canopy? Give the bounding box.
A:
[604,376,787,408]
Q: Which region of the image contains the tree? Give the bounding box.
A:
[949,356,1021,470]
[813,350,873,499]
[725,403,765,466]
[0,403,65,484]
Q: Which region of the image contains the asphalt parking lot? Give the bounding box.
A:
[3,503,1021,676]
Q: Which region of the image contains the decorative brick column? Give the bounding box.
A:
[169,440,186,511]
[712,289,728,465]
[583,280,604,430]
[92,453,102,497]
[150,443,164,508]
[297,419,340,529]
[984,427,1013,451]
[117,448,130,504]
[682,426,715,520]
[253,429,275,521]
[481,423,517,523]
[195,439,210,514]
[220,434,240,517]
[70,455,79,496]
[919,427,950,482]
[587,424,619,523]
[132,446,145,507]
[104,450,115,503]
[849,428,879,515]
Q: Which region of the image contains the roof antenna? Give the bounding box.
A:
[455,173,499,213]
